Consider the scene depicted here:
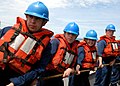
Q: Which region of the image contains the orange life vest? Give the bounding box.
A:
[78,41,97,69]
[98,35,119,57]
[0,17,53,74]
[116,40,120,56]
[46,34,79,73]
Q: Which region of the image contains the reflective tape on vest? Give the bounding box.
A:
[9,34,25,50]
[112,43,118,50]
[92,52,97,60]
[20,37,37,54]
[63,52,74,64]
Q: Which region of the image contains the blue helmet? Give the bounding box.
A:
[106,24,116,31]
[84,30,98,40]
[24,1,49,21]
[63,22,79,35]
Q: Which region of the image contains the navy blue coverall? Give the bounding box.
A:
[94,40,118,86]
[69,46,90,86]
[110,56,120,85]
